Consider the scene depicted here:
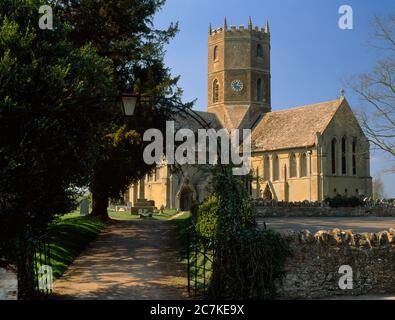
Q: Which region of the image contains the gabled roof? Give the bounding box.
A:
[223,105,249,129]
[174,109,223,131]
[252,98,344,151]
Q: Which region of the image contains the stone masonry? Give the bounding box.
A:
[256,205,395,217]
[275,228,395,299]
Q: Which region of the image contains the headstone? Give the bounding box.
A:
[131,199,155,214]
[80,198,90,216]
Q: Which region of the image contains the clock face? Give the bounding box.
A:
[231,80,244,92]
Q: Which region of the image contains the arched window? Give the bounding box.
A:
[257,78,262,101]
[273,155,279,181]
[352,139,357,175]
[331,138,337,175]
[213,79,219,103]
[300,153,307,177]
[155,167,160,181]
[290,153,297,178]
[214,45,218,61]
[341,136,347,175]
[264,156,270,180]
[257,44,262,57]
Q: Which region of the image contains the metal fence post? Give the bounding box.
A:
[194,236,198,298]
[203,241,206,297]
[187,232,191,295]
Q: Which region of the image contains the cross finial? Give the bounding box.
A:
[340,88,345,98]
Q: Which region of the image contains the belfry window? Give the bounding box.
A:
[341,137,347,175]
[331,138,337,175]
[257,78,262,101]
[214,45,218,61]
[257,44,263,57]
[213,79,219,103]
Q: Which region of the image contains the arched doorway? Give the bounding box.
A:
[180,186,193,211]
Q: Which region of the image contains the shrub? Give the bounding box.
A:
[195,195,220,242]
[195,194,256,242]
[325,194,363,208]
[208,228,290,299]
[194,171,291,299]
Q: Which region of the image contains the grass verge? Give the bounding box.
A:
[46,216,107,279]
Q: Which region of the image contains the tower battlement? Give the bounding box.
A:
[209,17,270,38]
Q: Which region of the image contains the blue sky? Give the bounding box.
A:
[154,0,395,196]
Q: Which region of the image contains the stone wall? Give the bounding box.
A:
[275,228,395,299]
[255,205,395,217]
[0,267,17,300]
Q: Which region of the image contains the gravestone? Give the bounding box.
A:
[80,198,90,216]
[131,199,155,215]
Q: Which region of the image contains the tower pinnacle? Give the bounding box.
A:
[248,16,253,30]
[265,19,270,33]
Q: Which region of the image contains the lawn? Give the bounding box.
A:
[59,208,179,221]
[109,208,178,221]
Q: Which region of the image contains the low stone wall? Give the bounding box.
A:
[0,267,17,300]
[275,228,395,299]
[256,205,395,217]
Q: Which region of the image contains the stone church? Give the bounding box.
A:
[127,18,372,211]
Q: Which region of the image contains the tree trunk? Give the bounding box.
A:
[90,188,110,220]
[16,234,36,300]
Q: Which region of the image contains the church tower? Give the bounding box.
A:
[208,17,271,129]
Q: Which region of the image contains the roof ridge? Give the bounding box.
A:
[319,97,347,134]
[269,98,341,114]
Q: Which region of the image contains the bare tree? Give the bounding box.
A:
[348,15,395,171]
[372,175,386,199]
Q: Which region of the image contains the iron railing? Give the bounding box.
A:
[31,233,52,297]
[186,232,214,299]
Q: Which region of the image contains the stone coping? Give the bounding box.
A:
[287,228,395,248]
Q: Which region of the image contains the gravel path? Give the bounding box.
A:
[53,220,188,300]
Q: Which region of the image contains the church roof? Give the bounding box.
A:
[174,109,223,131]
[223,105,250,129]
[252,98,344,151]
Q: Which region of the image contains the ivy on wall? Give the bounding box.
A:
[195,168,290,299]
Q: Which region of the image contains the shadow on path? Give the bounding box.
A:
[53,220,188,300]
